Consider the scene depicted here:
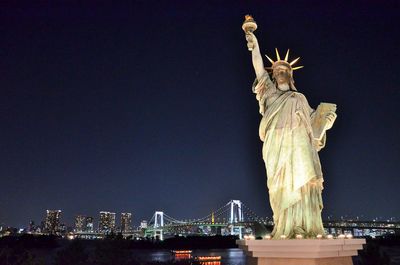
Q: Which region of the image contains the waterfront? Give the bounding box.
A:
[2,235,400,265]
[133,249,246,265]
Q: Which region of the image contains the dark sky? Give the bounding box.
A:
[1,1,399,228]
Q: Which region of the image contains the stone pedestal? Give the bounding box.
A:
[237,238,365,265]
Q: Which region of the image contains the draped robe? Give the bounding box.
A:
[253,72,326,239]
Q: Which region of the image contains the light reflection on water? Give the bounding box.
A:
[132,248,246,265]
[199,262,221,265]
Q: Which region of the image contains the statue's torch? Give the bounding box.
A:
[242,15,258,51]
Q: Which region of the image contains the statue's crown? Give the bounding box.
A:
[265,49,304,73]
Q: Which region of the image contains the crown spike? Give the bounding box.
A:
[275,48,281,61]
[290,57,300,66]
[292,66,304,70]
[265,55,275,64]
[284,49,290,61]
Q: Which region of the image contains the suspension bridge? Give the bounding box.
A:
[145,200,271,240]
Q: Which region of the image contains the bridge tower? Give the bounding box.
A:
[153,211,164,240]
[229,200,243,223]
[229,200,243,238]
[154,211,164,228]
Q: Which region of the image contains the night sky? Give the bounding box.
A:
[1,1,399,228]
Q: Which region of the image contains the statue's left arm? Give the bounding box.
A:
[324,111,337,131]
[311,107,337,151]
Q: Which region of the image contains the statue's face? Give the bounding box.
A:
[273,65,291,86]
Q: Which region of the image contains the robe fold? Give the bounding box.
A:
[253,72,325,239]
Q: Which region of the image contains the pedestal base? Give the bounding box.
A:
[237,238,365,265]
[246,256,352,265]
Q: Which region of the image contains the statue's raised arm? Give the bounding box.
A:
[245,32,266,81]
[242,15,266,81]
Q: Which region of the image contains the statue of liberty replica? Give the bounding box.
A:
[243,15,337,239]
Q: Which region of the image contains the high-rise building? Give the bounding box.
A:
[85,216,94,232]
[121,213,132,233]
[28,220,35,233]
[74,215,94,232]
[75,215,86,232]
[45,210,61,234]
[59,223,67,234]
[140,220,148,229]
[99,211,115,233]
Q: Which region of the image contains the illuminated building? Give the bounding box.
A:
[140,220,148,229]
[75,215,86,232]
[28,221,35,233]
[59,223,67,233]
[121,212,132,232]
[45,210,61,234]
[85,216,94,232]
[99,211,115,233]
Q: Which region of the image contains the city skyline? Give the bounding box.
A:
[1,2,399,227]
[3,204,398,232]
[3,205,399,242]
